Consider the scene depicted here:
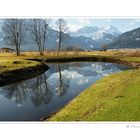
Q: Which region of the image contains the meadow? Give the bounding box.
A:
[1,50,140,121]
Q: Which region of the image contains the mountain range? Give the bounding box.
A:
[108,27,140,49]
[71,25,121,43]
[44,25,122,51]
[0,24,140,51]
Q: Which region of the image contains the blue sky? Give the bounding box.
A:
[0,18,140,33]
[51,18,140,33]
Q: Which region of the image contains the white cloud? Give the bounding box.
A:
[50,18,96,32]
[67,24,82,32]
[67,19,93,32]
[106,19,111,23]
[129,19,140,26]
[78,19,91,25]
[77,78,89,85]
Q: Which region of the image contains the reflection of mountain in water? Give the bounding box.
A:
[0,64,70,107]
[0,62,129,108]
[77,62,129,77]
[0,62,130,121]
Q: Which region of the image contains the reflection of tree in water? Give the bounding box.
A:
[55,64,69,96]
[1,73,52,107]
[2,81,28,105]
[29,73,52,107]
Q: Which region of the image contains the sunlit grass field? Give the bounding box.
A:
[1,49,140,74]
[49,68,140,121]
[0,49,140,57]
[1,49,140,121]
[0,50,117,57]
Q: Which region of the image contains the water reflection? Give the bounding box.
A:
[1,73,53,107]
[29,73,52,107]
[2,81,28,106]
[0,62,130,120]
[55,64,69,96]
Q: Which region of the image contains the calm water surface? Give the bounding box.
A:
[0,62,130,121]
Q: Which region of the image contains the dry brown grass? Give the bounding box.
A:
[113,49,140,57]
[124,51,140,57]
[1,49,140,58]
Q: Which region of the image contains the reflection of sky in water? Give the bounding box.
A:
[0,62,130,121]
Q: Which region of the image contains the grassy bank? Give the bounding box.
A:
[0,58,49,86]
[49,68,140,121]
[47,51,140,121]
[0,58,40,73]
[1,50,140,120]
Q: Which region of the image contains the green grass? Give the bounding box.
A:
[49,69,140,121]
[47,53,140,121]
[120,57,140,62]
[0,58,41,73]
[1,51,140,121]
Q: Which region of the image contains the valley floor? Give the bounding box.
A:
[47,50,140,121]
[1,50,140,121]
[48,68,140,121]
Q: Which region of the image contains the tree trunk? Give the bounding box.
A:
[40,51,44,56]
[16,45,20,56]
[57,32,61,55]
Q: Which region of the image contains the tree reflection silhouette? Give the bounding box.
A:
[2,81,28,105]
[0,63,73,107]
[55,64,69,96]
[29,73,52,107]
[1,73,52,107]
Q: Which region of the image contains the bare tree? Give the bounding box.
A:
[2,19,26,56]
[101,44,108,52]
[29,19,50,56]
[55,18,69,55]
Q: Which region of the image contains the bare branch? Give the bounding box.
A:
[2,19,26,56]
[28,19,51,56]
[55,18,69,55]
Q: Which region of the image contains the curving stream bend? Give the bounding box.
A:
[0,62,130,121]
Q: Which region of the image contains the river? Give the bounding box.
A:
[0,62,130,121]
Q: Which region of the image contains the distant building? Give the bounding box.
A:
[0,47,15,53]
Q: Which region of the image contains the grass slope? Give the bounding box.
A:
[0,57,49,86]
[49,68,140,121]
[1,51,140,121]
[0,58,41,73]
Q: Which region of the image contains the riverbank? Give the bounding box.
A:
[46,54,140,121]
[1,51,140,121]
[18,51,140,68]
[1,51,140,84]
[48,68,140,121]
[0,58,49,86]
[1,50,140,86]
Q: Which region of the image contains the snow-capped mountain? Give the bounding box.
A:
[0,24,121,51]
[99,25,121,35]
[72,26,99,37]
[71,25,121,44]
[45,28,100,50]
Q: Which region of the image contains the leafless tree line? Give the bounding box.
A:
[2,18,69,56]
